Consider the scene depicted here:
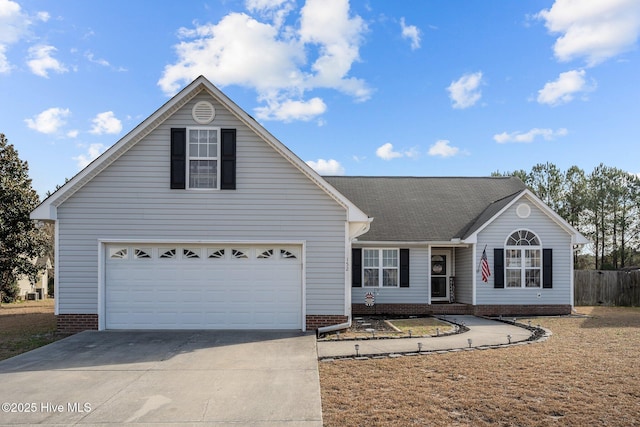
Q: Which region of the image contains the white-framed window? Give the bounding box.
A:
[363,248,399,287]
[187,128,219,189]
[505,230,541,288]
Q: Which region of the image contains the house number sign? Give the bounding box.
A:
[364,292,375,307]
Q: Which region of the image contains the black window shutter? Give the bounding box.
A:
[220,129,236,190]
[400,249,410,287]
[170,128,186,189]
[352,248,362,287]
[543,249,553,288]
[494,248,504,288]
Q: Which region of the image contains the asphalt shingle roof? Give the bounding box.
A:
[325,176,526,242]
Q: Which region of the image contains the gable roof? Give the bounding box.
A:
[326,176,589,245]
[31,76,369,224]
[325,176,528,242]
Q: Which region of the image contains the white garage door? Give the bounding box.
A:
[105,244,302,329]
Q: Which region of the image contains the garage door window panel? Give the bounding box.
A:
[208,248,226,259]
[134,248,152,259]
[160,249,177,259]
[183,248,201,259]
[109,248,128,259]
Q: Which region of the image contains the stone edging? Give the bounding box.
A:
[318,317,552,362]
[317,316,468,342]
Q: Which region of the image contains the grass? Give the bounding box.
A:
[0,299,69,361]
[389,317,456,336]
[319,306,640,427]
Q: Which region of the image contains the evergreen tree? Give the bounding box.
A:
[0,134,48,302]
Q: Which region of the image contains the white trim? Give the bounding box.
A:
[354,240,469,248]
[361,248,400,288]
[185,127,220,190]
[569,245,575,311]
[504,228,543,247]
[344,222,352,317]
[98,239,306,331]
[31,76,369,224]
[463,190,589,246]
[54,221,60,316]
[472,243,477,305]
[427,246,432,305]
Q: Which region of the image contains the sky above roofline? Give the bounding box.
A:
[1,0,639,197]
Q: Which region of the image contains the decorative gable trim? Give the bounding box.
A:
[463,190,588,246]
[31,76,369,224]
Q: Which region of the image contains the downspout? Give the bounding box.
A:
[317,219,371,337]
[316,317,352,336]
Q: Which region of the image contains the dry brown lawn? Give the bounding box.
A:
[0,299,67,361]
[320,307,640,427]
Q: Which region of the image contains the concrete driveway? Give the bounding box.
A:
[0,330,322,426]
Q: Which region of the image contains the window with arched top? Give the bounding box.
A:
[505,230,541,288]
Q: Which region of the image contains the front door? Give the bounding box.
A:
[431,249,451,302]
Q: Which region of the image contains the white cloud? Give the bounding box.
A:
[36,11,49,22]
[306,158,345,175]
[428,140,460,158]
[400,17,421,50]
[537,0,640,66]
[158,0,370,122]
[376,142,403,160]
[0,0,30,73]
[0,0,27,44]
[24,107,71,134]
[73,143,107,169]
[254,97,326,122]
[0,45,9,73]
[66,129,79,138]
[494,128,568,144]
[447,71,483,109]
[537,69,594,106]
[90,111,122,135]
[27,44,68,78]
[245,0,295,28]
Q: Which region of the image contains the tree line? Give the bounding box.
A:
[493,163,640,270]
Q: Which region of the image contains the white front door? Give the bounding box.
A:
[430,249,451,302]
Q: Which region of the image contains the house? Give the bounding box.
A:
[16,256,52,300]
[31,76,588,333]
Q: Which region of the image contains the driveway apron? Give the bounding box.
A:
[0,330,323,426]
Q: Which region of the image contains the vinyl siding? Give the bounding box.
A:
[454,246,473,304]
[351,247,429,304]
[56,91,347,316]
[475,197,572,305]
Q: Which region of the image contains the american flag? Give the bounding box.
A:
[481,247,491,282]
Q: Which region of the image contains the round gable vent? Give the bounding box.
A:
[192,101,215,124]
[516,203,531,219]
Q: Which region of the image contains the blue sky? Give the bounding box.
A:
[1,0,639,198]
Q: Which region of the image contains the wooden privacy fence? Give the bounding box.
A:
[574,270,640,306]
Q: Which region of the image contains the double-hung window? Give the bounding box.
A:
[505,230,541,288]
[188,128,219,189]
[363,249,399,287]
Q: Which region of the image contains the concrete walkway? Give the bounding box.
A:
[317,316,541,359]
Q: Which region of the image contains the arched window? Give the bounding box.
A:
[505,230,541,288]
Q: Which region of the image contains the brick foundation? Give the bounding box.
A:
[57,314,98,333]
[352,303,571,317]
[306,315,349,330]
[472,304,572,317]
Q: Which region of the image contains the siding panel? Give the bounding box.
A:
[475,198,572,306]
[351,247,429,304]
